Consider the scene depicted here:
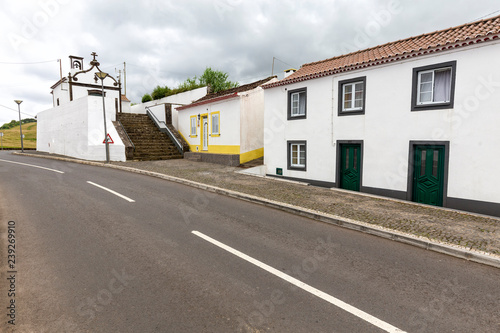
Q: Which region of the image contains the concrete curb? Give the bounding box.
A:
[15,152,500,269]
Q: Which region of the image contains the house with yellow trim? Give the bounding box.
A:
[177,76,277,166]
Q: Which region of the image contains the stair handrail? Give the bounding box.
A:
[117,119,135,151]
[145,107,183,155]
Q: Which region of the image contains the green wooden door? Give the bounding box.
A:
[340,144,361,191]
[413,145,445,206]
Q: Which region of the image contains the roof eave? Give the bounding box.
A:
[177,92,239,111]
[263,34,500,89]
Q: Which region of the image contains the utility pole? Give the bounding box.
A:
[123,62,127,96]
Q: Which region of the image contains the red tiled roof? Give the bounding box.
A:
[264,14,500,89]
[121,95,130,102]
[177,76,276,110]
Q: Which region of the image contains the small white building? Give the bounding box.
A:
[177,76,277,165]
[263,15,500,217]
[37,53,127,161]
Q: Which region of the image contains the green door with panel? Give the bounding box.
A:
[340,144,361,191]
[413,145,445,206]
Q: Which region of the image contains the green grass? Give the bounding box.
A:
[0,123,37,149]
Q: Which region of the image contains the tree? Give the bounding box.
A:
[151,85,171,100]
[0,118,36,130]
[198,67,238,93]
[141,94,152,103]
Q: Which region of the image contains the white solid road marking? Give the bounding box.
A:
[192,230,406,333]
[87,181,135,203]
[0,158,65,174]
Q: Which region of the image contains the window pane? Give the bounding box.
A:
[420,82,433,93]
[191,118,196,135]
[344,99,352,110]
[420,150,426,176]
[345,149,349,170]
[354,90,363,108]
[343,82,364,111]
[343,84,353,110]
[291,92,305,116]
[432,150,439,177]
[418,71,434,104]
[433,68,451,102]
[211,114,219,134]
[419,91,432,103]
[298,92,306,115]
[291,144,298,165]
[344,84,352,109]
[420,72,433,83]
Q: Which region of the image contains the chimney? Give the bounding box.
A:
[283,68,297,78]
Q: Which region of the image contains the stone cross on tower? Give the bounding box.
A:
[90,52,100,66]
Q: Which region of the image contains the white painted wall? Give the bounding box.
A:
[178,97,241,152]
[37,96,126,161]
[264,40,500,205]
[52,81,71,107]
[130,87,208,114]
[240,86,265,154]
[51,70,122,112]
[129,87,207,129]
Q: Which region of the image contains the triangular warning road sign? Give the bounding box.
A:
[103,134,114,144]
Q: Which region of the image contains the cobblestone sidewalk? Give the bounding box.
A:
[110,159,500,257]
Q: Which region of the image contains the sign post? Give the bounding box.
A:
[0,132,3,150]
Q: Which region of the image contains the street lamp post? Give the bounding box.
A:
[14,100,24,153]
[95,71,110,163]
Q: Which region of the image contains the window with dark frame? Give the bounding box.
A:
[338,76,366,116]
[287,88,307,120]
[287,141,306,170]
[411,61,456,111]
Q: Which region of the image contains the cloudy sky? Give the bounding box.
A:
[0,0,499,126]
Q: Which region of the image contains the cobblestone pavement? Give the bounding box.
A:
[110,159,500,257]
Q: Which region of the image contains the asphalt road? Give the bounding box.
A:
[0,151,498,333]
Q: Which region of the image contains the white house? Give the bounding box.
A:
[177,76,277,165]
[263,15,500,217]
[37,53,127,161]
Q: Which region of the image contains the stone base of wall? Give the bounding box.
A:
[184,152,240,166]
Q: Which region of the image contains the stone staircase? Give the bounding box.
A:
[117,113,183,161]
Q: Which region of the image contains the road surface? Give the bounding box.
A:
[0,151,498,332]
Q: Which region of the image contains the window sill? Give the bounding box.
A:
[411,102,453,111]
[288,166,306,171]
[338,109,365,116]
[287,115,307,120]
[211,134,220,137]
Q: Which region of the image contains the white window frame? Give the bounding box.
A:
[211,112,220,135]
[288,141,306,170]
[416,67,452,105]
[288,88,307,120]
[338,76,366,116]
[411,61,456,111]
[190,116,197,136]
[291,92,305,116]
[342,81,364,111]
